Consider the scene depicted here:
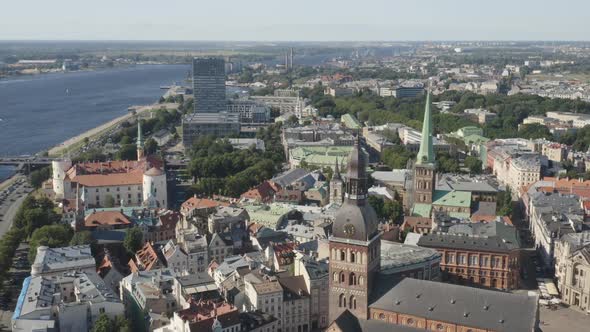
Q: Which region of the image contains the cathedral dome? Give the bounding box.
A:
[333,202,378,242]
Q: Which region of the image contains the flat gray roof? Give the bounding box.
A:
[370,278,538,332]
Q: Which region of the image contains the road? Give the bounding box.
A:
[0,176,31,238]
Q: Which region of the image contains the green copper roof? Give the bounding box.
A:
[136,120,144,148]
[432,190,472,208]
[462,134,489,145]
[416,92,435,165]
[411,203,432,217]
[341,113,362,130]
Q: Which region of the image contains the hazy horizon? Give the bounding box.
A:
[1,0,588,41]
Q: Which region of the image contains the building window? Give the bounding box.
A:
[350,251,356,263]
[436,323,445,331]
[339,294,346,307]
[339,272,345,283]
[349,296,356,310]
[340,250,345,261]
[349,272,357,286]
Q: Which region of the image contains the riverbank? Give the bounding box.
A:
[48,102,179,157]
[0,64,190,155]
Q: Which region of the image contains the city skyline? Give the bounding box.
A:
[1,0,589,41]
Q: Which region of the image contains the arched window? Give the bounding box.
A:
[340,250,346,261]
[349,272,357,286]
[349,295,357,310]
[350,251,356,263]
[333,272,338,282]
[339,272,345,283]
[359,276,364,286]
[339,293,345,307]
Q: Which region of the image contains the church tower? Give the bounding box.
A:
[330,158,344,206]
[413,91,436,204]
[329,137,380,322]
[136,119,145,161]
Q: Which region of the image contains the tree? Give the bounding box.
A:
[29,166,51,188]
[13,197,60,237]
[116,144,137,161]
[104,195,116,208]
[383,200,403,223]
[368,196,385,219]
[124,227,143,254]
[497,187,513,217]
[29,225,73,263]
[144,138,158,155]
[119,136,132,145]
[70,231,98,254]
[437,153,460,173]
[92,314,130,332]
[517,123,553,140]
[92,314,112,332]
[382,146,415,169]
[464,156,483,174]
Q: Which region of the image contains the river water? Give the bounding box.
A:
[0,64,190,156]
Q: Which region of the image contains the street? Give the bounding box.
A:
[0,176,32,238]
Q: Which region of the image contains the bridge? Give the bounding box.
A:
[0,157,55,171]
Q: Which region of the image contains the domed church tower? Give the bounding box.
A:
[329,136,380,322]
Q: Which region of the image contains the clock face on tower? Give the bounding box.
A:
[344,223,356,238]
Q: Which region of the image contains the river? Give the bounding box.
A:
[0,64,190,156]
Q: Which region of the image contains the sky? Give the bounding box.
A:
[0,0,588,41]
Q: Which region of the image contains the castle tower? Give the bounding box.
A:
[143,167,168,209]
[136,119,145,161]
[52,159,72,200]
[330,158,344,206]
[413,91,436,204]
[329,137,380,322]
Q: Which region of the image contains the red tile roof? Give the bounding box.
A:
[84,211,131,228]
[240,181,275,202]
[181,197,228,213]
[66,158,163,187]
[129,242,162,272]
[179,300,240,331]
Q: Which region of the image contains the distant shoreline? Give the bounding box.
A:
[47,102,179,157]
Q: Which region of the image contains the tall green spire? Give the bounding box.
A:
[136,119,144,149]
[416,91,435,165]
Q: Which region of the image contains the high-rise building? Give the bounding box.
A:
[192,57,227,113]
[183,57,239,147]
